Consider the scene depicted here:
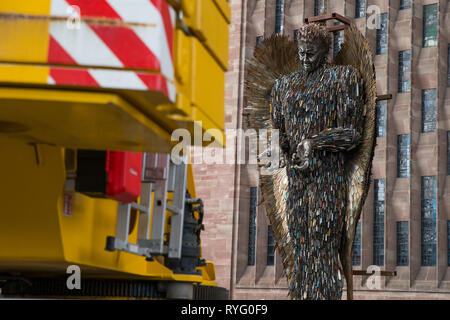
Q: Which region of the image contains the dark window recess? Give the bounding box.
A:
[333,28,344,57]
[448,132,450,175]
[267,225,275,266]
[248,187,257,266]
[421,176,437,266]
[400,0,411,10]
[355,0,366,18]
[422,89,437,133]
[397,221,409,266]
[398,50,411,93]
[293,29,299,44]
[352,221,362,266]
[423,4,438,48]
[256,36,263,47]
[373,179,385,266]
[314,0,325,16]
[376,100,387,137]
[275,0,284,34]
[376,13,388,55]
[448,221,450,266]
[397,134,410,178]
[447,44,450,87]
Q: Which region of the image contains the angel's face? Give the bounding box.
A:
[298,43,327,73]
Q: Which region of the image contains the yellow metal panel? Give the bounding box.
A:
[0,136,207,283]
[0,64,49,84]
[198,261,216,282]
[191,38,225,131]
[171,106,226,148]
[180,0,196,17]
[0,0,51,15]
[0,87,173,153]
[213,0,231,23]
[172,29,193,117]
[0,137,65,262]
[0,18,50,63]
[175,29,191,85]
[183,0,229,70]
[60,192,177,279]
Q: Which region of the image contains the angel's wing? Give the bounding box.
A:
[244,35,300,281]
[333,25,377,300]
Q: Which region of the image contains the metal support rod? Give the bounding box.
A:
[168,157,188,259]
[137,182,153,241]
[327,25,346,33]
[352,270,397,277]
[115,202,131,243]
[305,13,351,26]
[376,94,393,101]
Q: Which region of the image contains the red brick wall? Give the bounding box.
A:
[194,0,450,300]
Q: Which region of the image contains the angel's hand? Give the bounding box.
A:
[291,139,313,171]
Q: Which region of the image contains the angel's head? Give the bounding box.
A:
[295,23,331,73]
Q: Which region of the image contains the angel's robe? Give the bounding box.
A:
[271,62,365,300]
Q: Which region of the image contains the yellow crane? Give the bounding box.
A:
[0,0,229,299]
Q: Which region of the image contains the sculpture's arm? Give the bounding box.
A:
[310,127,361,152]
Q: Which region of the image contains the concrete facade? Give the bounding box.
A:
[193,0,450,300]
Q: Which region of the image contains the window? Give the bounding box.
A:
[423,4,438,48]
[398,50,411,93]
[376,13,388,55]
[256,36,263,47]
[447,44,450,87]
[422,89,437,133]
[267,226,275,266]
[448,221,450,266]
[333,25,344,57]
[397,221,409,266]
[376,100,387,137]
[275,0,284,34]
[447,132,450,175]
[248,187,257,266]
[397,134,410,178]
[314,0,325,16]
[293,29,299,44]
[421,176,436,266]
[373,179,385,266]
[400,0,411,10]
[352,221,362,266]
[355,0,366,18]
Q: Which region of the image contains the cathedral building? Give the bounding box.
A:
[193,0,450,299]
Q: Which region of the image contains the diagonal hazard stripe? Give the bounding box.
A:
[48,0,174,97]
[49,21,123,68]
[64,0,122,20]
[137,73,168,96]
[50,67,100,87]
[55,0,173,78]
[88,69,147,90]
[48,36,77,64]
[89,24,161,71]
[48,36,99,86]
[107,0,174,80]
[150,0,174,59]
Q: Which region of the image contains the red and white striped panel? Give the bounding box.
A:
[48,0,175,101]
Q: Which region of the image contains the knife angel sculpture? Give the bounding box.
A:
[244,23,376,300]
